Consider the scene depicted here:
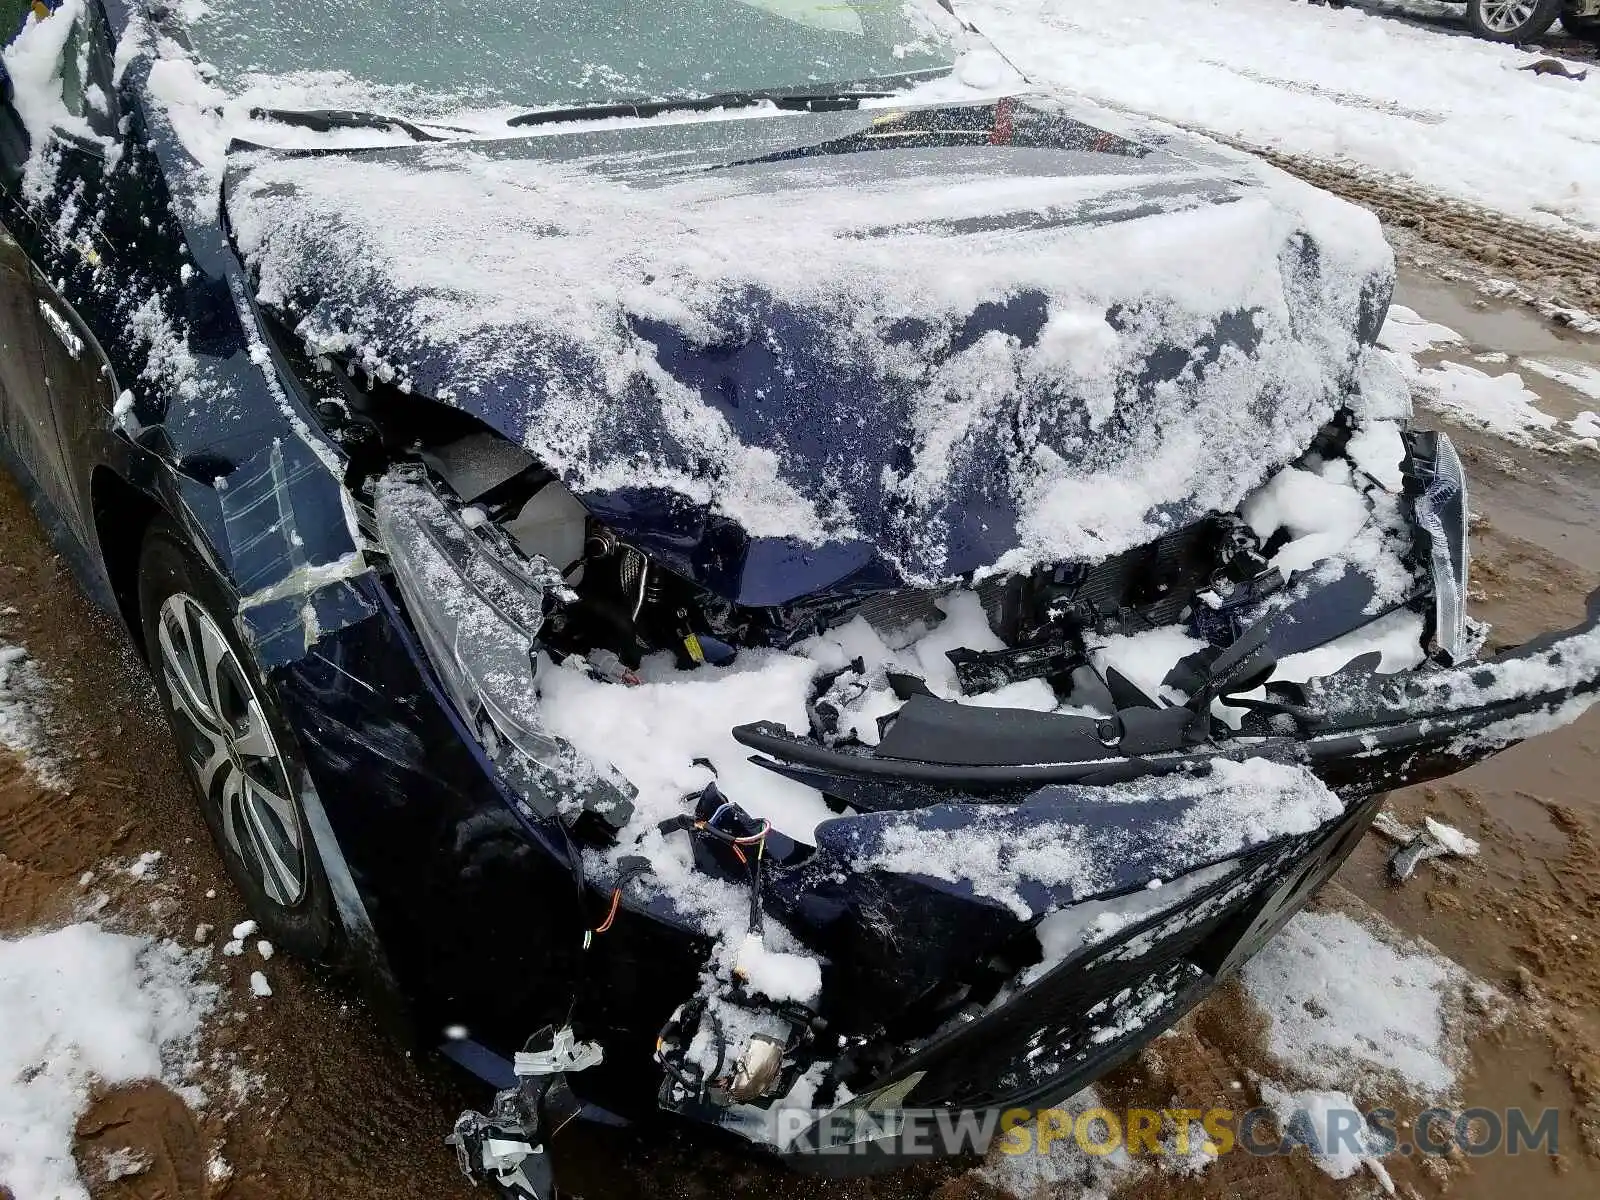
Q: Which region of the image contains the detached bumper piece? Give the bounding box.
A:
[734,589,1600,803]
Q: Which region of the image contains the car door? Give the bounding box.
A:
[0,223,60,499]
[0,0,121,545]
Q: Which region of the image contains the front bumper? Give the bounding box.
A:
[779,788,1385,1172]
[733,589,1600,801]
[710,593,1600,1170]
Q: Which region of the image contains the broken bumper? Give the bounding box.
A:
[778,788,1385,1171]
[733,591,1600,802]
[711,598,1600,1169]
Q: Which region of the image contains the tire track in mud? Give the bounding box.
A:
[0,761,113,874]
[1242,146,1600,324]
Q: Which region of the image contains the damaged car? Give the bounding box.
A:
[1,0,1597,1194]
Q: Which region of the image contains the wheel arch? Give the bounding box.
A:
[90,464,166,657]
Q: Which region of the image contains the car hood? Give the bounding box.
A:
[223,96,1394,605]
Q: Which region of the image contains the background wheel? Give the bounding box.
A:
[1466,0,1564,41]
[1563,13,1600,43]
[139,518,340,959]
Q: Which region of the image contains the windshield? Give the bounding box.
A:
[180,0,953,108]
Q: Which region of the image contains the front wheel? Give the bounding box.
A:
[139,518,340,959]
[1466,0,1564,41]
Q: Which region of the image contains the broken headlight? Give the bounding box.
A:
[373,468,632,824]
[1409,431,1470,665]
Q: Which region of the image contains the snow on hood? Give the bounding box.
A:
[224,97,1394,599]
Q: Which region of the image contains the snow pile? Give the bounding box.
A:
[1520,358,1600,403]
[1088,626,1206,706]
[0,924,218,1200]
[538,647,834,842]
[226,117,1391,582]
[1241,908,1496,1103]
[964,0,1600,239]
[1376,306,1583,447]
[979,1086,1145,1198]
[1408,361,1559,443]
[0,640,66,788]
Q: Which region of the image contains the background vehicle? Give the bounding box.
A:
[1453,0,1597,44]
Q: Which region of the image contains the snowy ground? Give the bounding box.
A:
[985,895,1503,1197]
[0,632,274,1197]
[963,0,1600,240]
[1380,303,1600,448]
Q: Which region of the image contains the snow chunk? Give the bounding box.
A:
[734,933,822,1005]
[229,920,257,940]
[97,1146,152,1183]
[0,0,101,201]
[1243,465,1370,578]
[0,638,66,788]
[1089,626,1206,704]
[0,925,217,1200]
[1422,816,1479,858]
[1345,419,1406,492]
[1259,1083,1392,1185]
[248,971,272,998]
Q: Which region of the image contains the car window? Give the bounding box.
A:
[181,0,951,109]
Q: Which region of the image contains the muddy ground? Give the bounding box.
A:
[3,241,1600,1200]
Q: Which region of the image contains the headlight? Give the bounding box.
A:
[374,468,633,826]
[1410,431,1470,665]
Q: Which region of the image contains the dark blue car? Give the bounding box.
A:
[2,1,1597,1194]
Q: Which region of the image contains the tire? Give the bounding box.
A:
[1466,0,1564,41]
[138,517,340,960]
[1563,13,1600,43]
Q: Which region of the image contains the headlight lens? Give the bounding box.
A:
[1411,431,1470,665]
[374,468,633,825]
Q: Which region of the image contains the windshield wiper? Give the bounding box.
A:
[506,88,896,129]
[248,107,468,143]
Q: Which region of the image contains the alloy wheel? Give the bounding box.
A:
[1477,1,1541,33]
[157,592,308,907]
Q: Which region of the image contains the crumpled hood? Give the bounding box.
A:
[224,97,1394,604]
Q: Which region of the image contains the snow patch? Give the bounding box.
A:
[1241,908,1498,1103]
[0,639,66,788]
[1377,304,1462,356]
[0,925,217,1200]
